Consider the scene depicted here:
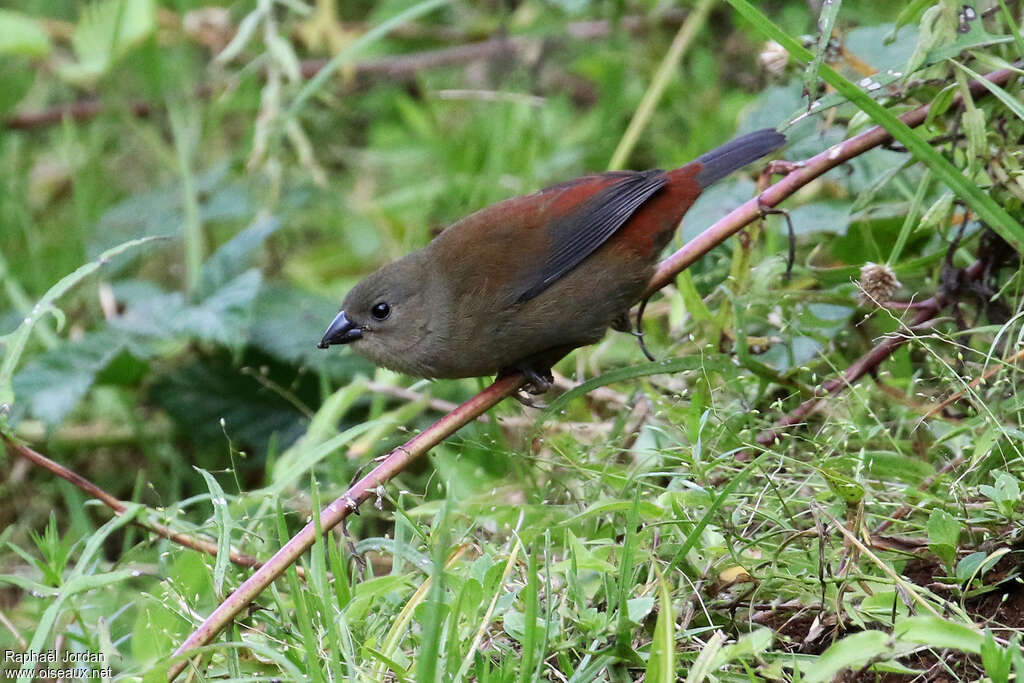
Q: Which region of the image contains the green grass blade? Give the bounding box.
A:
[666,453,768,575]
[952,59,1024,123]
[803,0,843,100]
[0,236,164,428]
[289,0,450,116]
[194,467,233,597]
[538,355,729,425]
[645,568,675,683]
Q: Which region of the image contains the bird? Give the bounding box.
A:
[318,128,785,392]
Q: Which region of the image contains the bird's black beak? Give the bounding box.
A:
[317,310,363,348]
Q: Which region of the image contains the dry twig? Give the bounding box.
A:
[1,436,289,575]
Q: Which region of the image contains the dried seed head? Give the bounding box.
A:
[759,41,789,77]
[857,262,902,305]
[183,7,232,52]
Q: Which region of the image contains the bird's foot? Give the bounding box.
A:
[498,366,553,407]
[512,392,546,409]
[760,159,802,181]
[521,368,554,395]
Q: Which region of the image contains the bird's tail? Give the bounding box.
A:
[692,129,786,189]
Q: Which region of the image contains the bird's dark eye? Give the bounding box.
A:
[371,302,391,320]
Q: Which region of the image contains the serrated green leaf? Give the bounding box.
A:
[150,352,312,455]
[12,329,132,426]
[200,216,281,299]
[113,269,262,347]
[90,164,252,260]
[250,285,373,379]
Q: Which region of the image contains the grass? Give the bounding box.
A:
[2,0,1024,680]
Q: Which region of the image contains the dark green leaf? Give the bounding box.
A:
[12,329,136,426]
[89,164,253,260]
[200,215,281,299]
[112,270,262,347]
[150,353,309,454]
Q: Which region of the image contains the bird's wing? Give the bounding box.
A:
[515,170,667,302]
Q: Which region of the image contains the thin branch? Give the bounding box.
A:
[168,374,522,676]
[2,435,280,574]
[0,608,27,650]
[168,64,1018,678]
[921,345,1024,419]
[755,263,984,448]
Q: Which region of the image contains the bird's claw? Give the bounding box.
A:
[521,368,554,395]
[513,391,547,408]
[760,159,802,181]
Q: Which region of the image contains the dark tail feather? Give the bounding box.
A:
[693,129,786,188]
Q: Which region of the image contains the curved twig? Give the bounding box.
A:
[2,436,276,573]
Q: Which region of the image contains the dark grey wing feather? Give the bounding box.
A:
[516,170,667,303]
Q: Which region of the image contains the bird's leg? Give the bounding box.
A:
[614,304,657,362]
[515,369,553,408]
[759,159,802,183]
[633,297,656,362]
[497,365,553,407]
[521,367,554,395]
[757,198,796,281]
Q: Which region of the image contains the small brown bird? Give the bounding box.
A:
[319,129,785,389]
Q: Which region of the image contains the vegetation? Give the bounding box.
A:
[1,0,1023,680]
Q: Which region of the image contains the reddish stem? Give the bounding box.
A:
[167,374,523,677]
[756,260,984,447]
[2,436,269,571]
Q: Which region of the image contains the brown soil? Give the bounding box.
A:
[745,548,1023,681]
